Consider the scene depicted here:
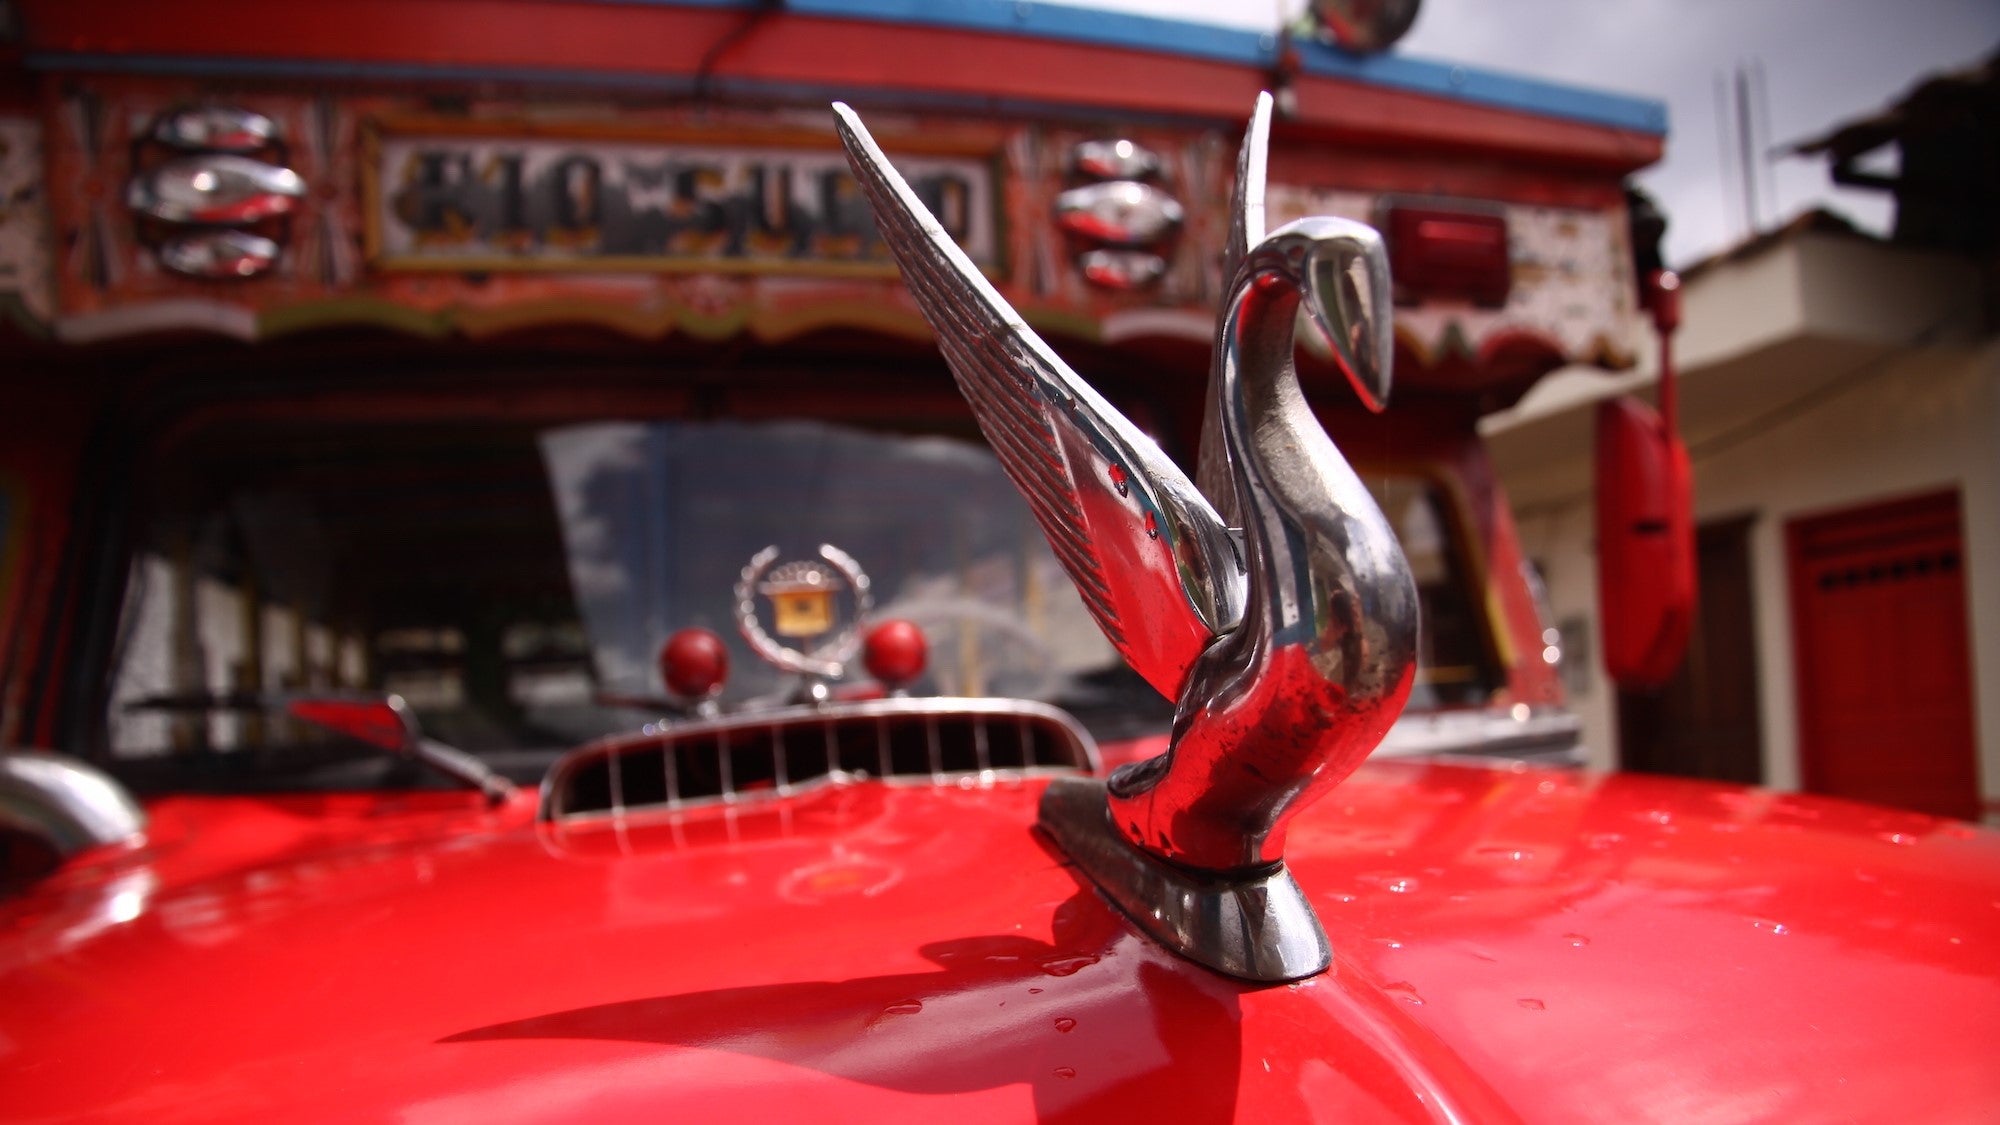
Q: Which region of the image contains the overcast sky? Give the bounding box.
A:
[1068,0,2000,267]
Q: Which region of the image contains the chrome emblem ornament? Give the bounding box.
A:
[1053,181,1185,246]
[735,545,875,697]
[157,230,280,279]
[127,106,305,280]
[151,106,280,154]
[1060,138,1182,290]
[1078,248,1167,290]
[1071,138,1162,183]
[836,95,1418,981]
[127,155,306,225]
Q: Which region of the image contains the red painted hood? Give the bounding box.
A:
[4,761,1998,1123]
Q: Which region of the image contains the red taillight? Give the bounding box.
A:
[1383,205,1511,308]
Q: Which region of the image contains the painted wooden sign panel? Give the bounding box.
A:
[367,122,1001,275]
[29,78,1638,382]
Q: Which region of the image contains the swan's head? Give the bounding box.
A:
[1273,216,1396,413]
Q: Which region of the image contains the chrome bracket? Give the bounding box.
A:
[1039,776,1330,983]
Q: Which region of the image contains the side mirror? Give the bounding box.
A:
[286,695,418,753]
[1594,395,1695,688]
[284,695,514,803]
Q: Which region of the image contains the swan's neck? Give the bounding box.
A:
[1106,238,1417,873]
[1214,266,1334,644]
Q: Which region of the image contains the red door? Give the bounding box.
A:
[1788,491,1980,820]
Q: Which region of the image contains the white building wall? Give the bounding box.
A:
[1695,341,1999,799]
[1491,234,1998,820]
[1506,340,2000,817]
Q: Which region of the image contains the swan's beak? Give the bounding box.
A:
[1297,218,1395,412]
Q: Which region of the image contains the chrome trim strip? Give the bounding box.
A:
[539,697,1100,822]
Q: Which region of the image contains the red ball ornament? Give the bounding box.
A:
[660,628,729,700]
[862,619,928,688]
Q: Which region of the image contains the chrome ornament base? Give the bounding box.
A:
[1038,776,1331,983]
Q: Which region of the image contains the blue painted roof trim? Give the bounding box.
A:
[600,0,1668,135]
[1291,41,1668,135]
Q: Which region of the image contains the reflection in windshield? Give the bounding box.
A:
[103,413,1496,783]
[541,420,1117,705]
[1365,474,1500,710]
[106,417,1127,771]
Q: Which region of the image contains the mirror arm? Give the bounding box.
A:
[410,737,516,805]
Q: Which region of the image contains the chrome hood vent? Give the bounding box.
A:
[0,751,148,868]
[540,699,1098,822]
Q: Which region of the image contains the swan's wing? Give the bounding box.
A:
[1221,91,1271,292]
[833,103,1240,700]
[1196,91,1273,529]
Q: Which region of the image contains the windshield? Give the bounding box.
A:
[102,410,1497,788]
[540,419,1122,709]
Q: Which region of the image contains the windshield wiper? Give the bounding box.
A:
[121,691,516,804]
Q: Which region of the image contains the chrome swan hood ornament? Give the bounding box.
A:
[835,96,1417,981]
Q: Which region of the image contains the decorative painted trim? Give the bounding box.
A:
[51,292,949,346]
[54,299,259,343]
[22,1,1665,135]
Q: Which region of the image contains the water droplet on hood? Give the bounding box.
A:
[1039,954,1099,977]
[866,999,925,1028]
[1382,981,1425,1006]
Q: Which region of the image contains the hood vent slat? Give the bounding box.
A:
[542,699,1098,823]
